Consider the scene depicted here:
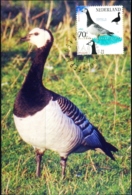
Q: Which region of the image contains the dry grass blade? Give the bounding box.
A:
[2,109,11,125]
[108,0,116,6]
[73,70,93,100]
[83,0,87,6]
[9,24,14,40]
[31,10,47,20]
[25,1,31,30]
[121,57,127,76]
[104,61,113,79]
[15,155,22,184]
[39,18,44,28]
[46,1,54,29]
[5,177,10,195]
[89,155,97,172]
[2,12,11,40]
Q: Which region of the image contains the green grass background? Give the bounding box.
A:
[2,1,131,195]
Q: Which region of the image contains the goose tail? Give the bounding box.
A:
[108,32,114,36]
[103,142,118,160]
[83,125,118,161]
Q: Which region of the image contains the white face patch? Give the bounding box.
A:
[28,28,51,48]
[82,8,87,13]
[87,41,93,46]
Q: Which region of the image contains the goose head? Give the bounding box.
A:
[82,8,88,14]
[86,40,94,46]
[20,28,53,48]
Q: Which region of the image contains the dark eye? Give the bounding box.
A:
[34,32,39,36]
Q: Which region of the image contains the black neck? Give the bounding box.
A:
[14,38,54,117]
[92,42,97,54]
[86,10,94,26]
[22,40,52,92]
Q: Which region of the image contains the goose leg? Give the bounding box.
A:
[60,157,67,179]
[35,151,43,177]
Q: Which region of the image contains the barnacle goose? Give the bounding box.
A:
[111,12,121,24]
[86,40,97,54]
[13,27,118,178]
[82,8,114,37]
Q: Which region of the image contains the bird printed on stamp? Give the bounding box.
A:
[86,39,97,54]
[82,8,114,38]
[111,12,121,25]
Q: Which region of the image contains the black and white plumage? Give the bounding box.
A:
[82,8,114,37]
[111,12,121,24]
[86,40,97,54]
[13,27,118,178]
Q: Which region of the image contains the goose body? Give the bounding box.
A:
[13,27,118,178]
[82,8,114,37]
[14,99,83,157]
[111,12,120,24]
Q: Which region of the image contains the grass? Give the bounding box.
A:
[2,1,131,195]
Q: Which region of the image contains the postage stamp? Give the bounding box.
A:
[76,6,123,55]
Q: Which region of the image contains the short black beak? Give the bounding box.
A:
[86,41,91,45]
[20,36,29,42]
[86,40,94,45]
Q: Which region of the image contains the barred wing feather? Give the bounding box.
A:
[57,96,118,160]
[57,97,89,129]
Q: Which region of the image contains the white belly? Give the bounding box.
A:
[87,24,100,36]
[13,100,83,156]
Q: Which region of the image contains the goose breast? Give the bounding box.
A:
[13,99,83,155]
